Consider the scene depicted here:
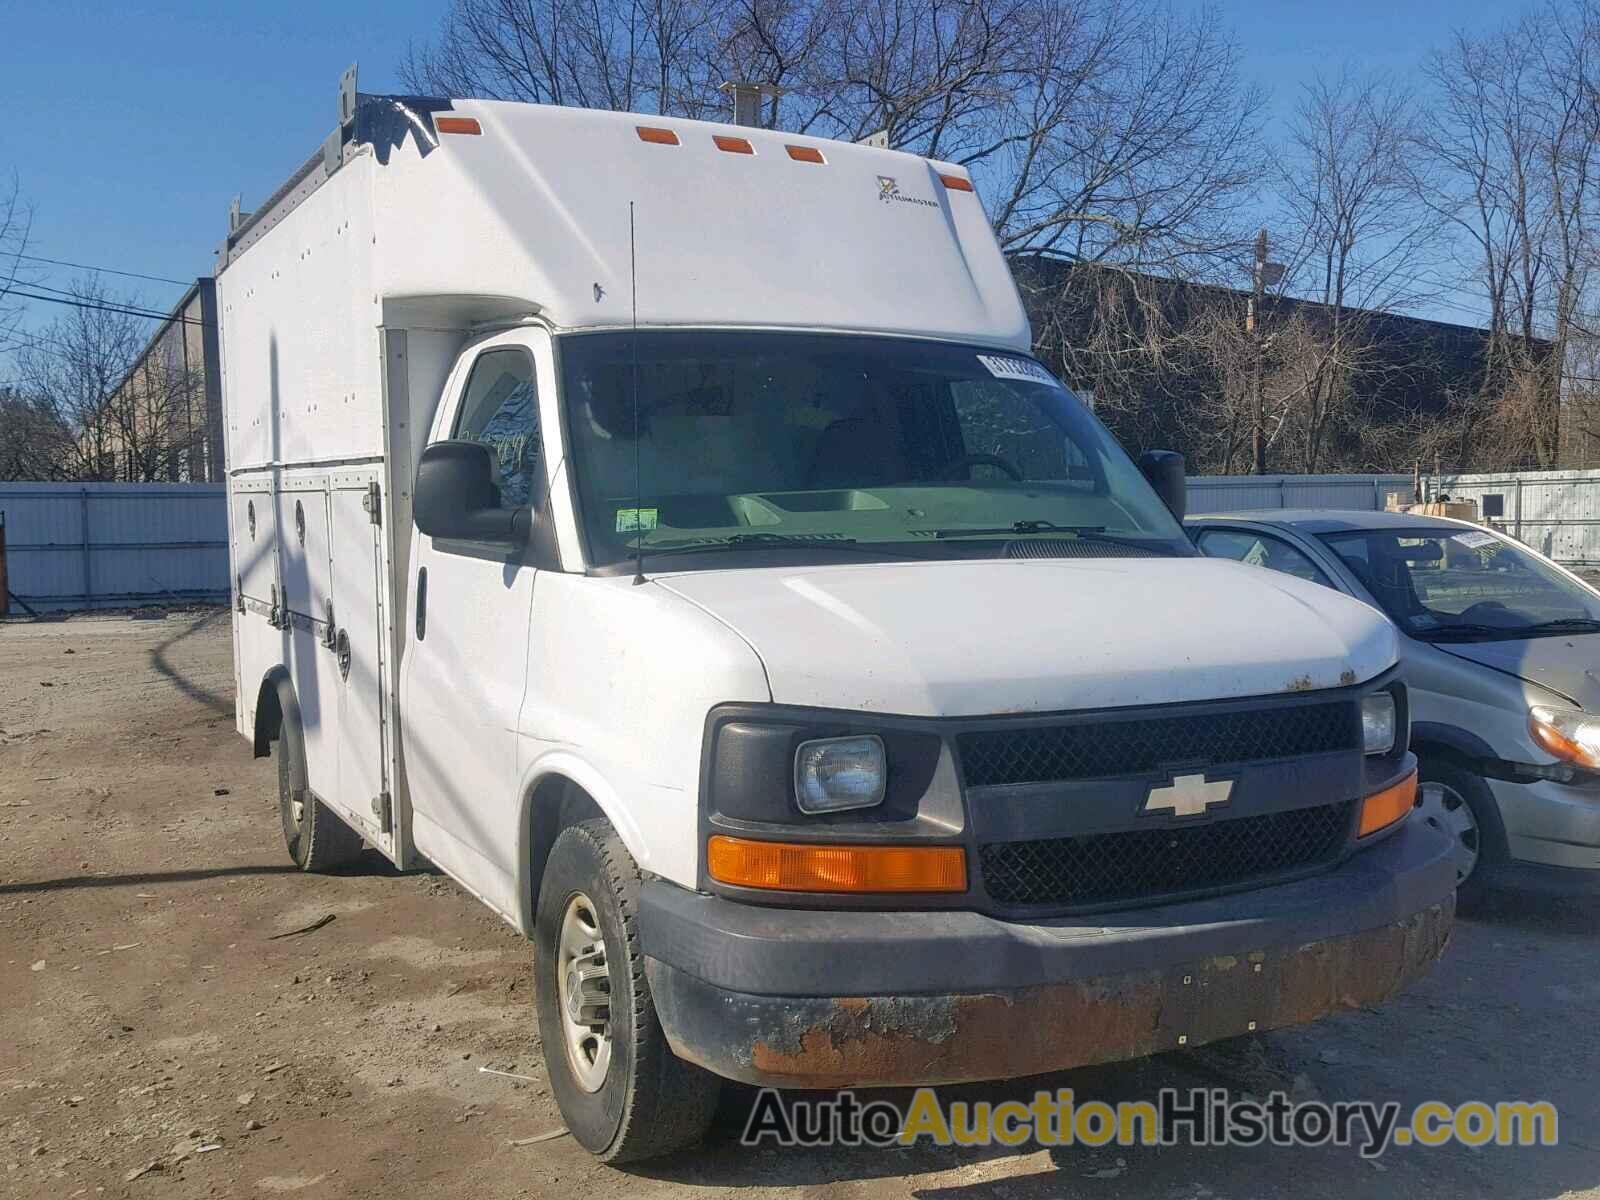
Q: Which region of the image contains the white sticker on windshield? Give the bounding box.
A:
[1451,530,1498,550]
[977,354,1059,387]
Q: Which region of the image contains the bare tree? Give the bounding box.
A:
[1415,1,1600,468]
[1266,72,1439,473]
[12,277,201,483]
[0,384,74,479]
[0,173,33,353]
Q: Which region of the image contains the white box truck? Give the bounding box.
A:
[219,73,1454,1162]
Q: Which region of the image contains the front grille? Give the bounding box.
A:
[979,799,1355,909]
[958,701,1357,788]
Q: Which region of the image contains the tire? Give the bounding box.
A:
[535,819,720,1163]
[1416,757,1507,910]
[276,708,364,872]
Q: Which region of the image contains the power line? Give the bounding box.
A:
[2,287,213,329]
[13,253,194,288]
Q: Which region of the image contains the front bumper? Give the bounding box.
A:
[641,819,1456,1088]
[1486,775,1600,883]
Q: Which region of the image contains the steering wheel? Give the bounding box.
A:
[1457,600,1517,625]
[940,453,1023,482]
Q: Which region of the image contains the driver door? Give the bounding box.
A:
[402,329,547,918]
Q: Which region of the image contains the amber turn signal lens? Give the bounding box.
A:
[435,116,482,136]
[939,173,974,191]
[786,145,826,163]
[1358,770,1417,837]
[707,836,966,893]
[713,134,755,154]
[637,126,680,146]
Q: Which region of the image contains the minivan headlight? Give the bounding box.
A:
[1361,692,1397,756]
[794,735,886,813]
[1529,704,1600,770]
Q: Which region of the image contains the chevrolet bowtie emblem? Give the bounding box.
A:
[1144,773,1233,818]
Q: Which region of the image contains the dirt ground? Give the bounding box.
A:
[3,609,1599,1199]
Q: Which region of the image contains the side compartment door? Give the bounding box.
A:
[330,468,397,859]
[230,479,282,734]
[402,334,545,917]
[276,477,341,808]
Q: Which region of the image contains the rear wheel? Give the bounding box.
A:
[276,712,364,872]
[535,819,720,1163]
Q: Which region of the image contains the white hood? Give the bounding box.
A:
[656,557,1397,717]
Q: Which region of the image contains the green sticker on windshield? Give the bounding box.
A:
[616,507,659,534]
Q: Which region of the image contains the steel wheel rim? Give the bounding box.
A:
[556,892,613,1092]
[1416,781,1480,884]
[279,755,305,835]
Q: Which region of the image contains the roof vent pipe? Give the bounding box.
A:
[719,81,782,128]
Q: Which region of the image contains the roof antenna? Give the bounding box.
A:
[630,200,647,587]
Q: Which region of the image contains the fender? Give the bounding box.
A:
[251,665,297,758]
[513,747,652,934]
[1411,720,1496,766]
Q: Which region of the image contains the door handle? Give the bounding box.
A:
[416,566,428,641]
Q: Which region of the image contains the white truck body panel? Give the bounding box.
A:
[220,92,1401,934]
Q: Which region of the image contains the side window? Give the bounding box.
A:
[1196,528,1334,588]
[452,349,540,508]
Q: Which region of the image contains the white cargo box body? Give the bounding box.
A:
[219,96,1029,872]
[225,100,1027,472]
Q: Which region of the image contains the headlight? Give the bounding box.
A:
[1361,692,1397,756]
[794,735,886,814]
[1529,705,1600,770]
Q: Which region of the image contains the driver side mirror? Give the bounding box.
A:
[1138,450,1186,520]
[414,440,530,544]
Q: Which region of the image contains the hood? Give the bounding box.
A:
[1435,634,1600,708]
[655,557,1396,717]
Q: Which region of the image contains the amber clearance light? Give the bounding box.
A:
[1358,770,1417,837]
[707,836,966,893]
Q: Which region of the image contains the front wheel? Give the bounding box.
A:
[1416,759,1505,908]
[534,819,720,1163]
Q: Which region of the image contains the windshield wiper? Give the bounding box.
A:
[1420,616,1600,642]
[934,520,1099,537]
[1416,622,1526,642]
[1514,617,1600,636]
[931,521,1180,555]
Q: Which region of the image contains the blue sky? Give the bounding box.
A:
[0,0,1520,351]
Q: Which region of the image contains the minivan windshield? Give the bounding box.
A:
[557,331,1190,567]
[1319,527,1600,641]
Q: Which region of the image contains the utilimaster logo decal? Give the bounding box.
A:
[1143,773,1233,818]
[876,175,939,209]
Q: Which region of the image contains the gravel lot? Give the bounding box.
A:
[3,609,1598,1198]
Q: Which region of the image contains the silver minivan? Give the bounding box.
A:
[1187,509,1600,902]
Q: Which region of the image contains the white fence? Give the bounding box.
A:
[1189,469,1600,568]
[0,483,228,613]
[1187,474,1414,515]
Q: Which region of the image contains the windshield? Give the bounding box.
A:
[557,331,1189,567]
[1319,527,1600,641]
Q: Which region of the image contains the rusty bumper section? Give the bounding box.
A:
[649,898,1453,1089]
